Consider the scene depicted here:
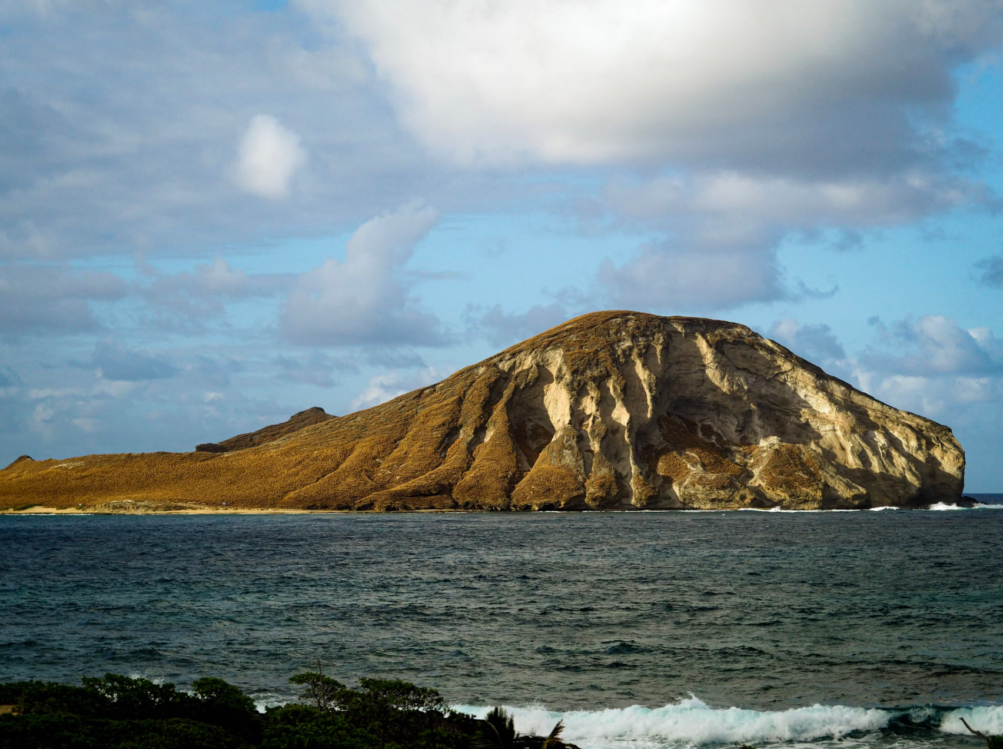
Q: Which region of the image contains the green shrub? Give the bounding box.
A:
[81,673,191,720]
[288,672,346,712]
[0,672,484,749]
[2,680,112,717]
[0,714,245,749]
[191,677,263,743]
[262,704,373,749]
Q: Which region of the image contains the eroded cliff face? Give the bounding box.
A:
[0,312,964,511]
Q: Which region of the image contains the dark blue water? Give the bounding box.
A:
[2,504,1003,748]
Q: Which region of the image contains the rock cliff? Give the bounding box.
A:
[0,312,965,511]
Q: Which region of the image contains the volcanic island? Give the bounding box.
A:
[0,311,966,513]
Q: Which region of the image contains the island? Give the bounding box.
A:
[0,311,965,512]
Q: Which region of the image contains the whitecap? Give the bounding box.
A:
[454,696,895,747]
[940,705,1003,735]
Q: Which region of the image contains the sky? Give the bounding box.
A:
[1,0,1002,491]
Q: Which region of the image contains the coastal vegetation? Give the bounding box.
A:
[0,671,570,749]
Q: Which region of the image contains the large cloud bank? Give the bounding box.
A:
[330,0,1003,170]
[323,0,1003,308]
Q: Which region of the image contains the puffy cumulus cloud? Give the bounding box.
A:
[322,0,1003,314]
[0,264,127,335]
[282,205,445,345]
[860,373,1003,418]
[0,4,441,261]
[863,315,1003,377]
[770,319,848,365]
[472,303,571,348]
[349,366,449,411]
[596,169,986,312]
[842,314,1003,472]
[235,115,306,199]
[328,0,1003,172]
[600,244,783,312]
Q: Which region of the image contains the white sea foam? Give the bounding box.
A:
[253,695,289,713]
[924,502,1003,511]
[455,696,894,747]
[940,705,1003,735]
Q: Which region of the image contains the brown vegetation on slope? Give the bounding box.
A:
[196,406,335,453]
[0,312,965,512]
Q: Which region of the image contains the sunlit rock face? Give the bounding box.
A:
[0,312,964,512]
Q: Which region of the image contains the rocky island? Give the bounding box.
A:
[0,312,965,512]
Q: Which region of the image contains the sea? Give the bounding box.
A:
[2,496,1003,749]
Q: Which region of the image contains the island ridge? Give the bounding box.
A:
[0,311,965,512]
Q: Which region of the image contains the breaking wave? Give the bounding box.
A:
[940,704,1003,735]
[455,697,1003,748]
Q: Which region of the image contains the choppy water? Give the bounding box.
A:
[2,498,1003,749]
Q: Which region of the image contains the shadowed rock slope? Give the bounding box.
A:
[0,312,965,511]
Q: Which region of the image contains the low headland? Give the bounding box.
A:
[0,312,967,513]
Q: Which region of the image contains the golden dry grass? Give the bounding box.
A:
[0,310,961,512]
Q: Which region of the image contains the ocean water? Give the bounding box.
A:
[2,499,1003,749]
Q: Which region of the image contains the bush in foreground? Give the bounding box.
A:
[0,671,551,749]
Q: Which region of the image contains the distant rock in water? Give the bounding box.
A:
[0,312,965,511]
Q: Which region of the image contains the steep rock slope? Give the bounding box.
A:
[0,312,964,511]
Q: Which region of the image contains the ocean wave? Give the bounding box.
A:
[455,696,895,746]
[926,502,1003,511]
[940,705,1003,735]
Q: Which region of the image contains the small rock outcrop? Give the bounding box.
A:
[0,313,964,511]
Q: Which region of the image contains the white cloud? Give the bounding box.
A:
[350,366,447,411]
[0,264,127,335]
[235,114,306,199]
[141,257,289,326]
[849,315,1003,423]
[328,0,1003,170]
[859,373,1001,417]
[594,168,988,312]
[473,303,570,348]
[770,319,848,365]
[605,172,979,232]
[600,244,783,311]
[864,315,1003,376]
[282,205,445,345]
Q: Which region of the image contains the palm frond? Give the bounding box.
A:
[540,719,564,749]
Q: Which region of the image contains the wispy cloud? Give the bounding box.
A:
[0,265,127,335]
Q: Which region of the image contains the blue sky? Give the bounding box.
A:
[1,1,1002,490]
